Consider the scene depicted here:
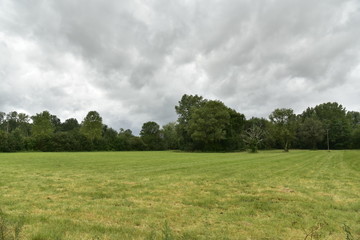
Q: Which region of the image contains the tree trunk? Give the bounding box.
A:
[284,141,289,152]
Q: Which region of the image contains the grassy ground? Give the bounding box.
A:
[0,150,359,239]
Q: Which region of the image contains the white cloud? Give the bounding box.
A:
[1,0,360,133]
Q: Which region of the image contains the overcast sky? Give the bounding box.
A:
[1,0,360,134]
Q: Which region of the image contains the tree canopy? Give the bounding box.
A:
[80,111,103,141]
[269,108,296,152]
[189,100,230,151]
[140,121,163,150]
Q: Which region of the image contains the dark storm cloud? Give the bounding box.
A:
[1,0,360,132]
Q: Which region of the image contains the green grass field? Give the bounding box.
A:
[0,150,359,239]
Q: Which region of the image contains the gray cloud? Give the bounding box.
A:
[1,0,360,133]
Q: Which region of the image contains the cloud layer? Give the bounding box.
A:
[1,0,360,133]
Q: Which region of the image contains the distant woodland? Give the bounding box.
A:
[1,94,359,152]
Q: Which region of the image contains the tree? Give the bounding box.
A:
[162,122,179,150]
[128,136,147,151]
[223,108,246,151]
[175,94,206,150]
[243,125,264,153]
[17,113,31,137]
[31,111,55,137]
[175,95,246,151]
[0,112,31,137]
[61,118,80,132]
[0,130,9,152]
[347,111,360,149]
[30,111,57,151]
[347,111,360,128]
[0,112,5,125]
[47,132,76,152]
[140,121,163,150]
[80,111,103,141]
[5,111,19,133]
[116,128,133,150]
[350,126,360,149]
[303,102,351,149]
[51,115,62,132]
[116,128,147,151]
[0,112,6,134]
[9,129,25,151]
[298,118,325,149]
[188,100,230,151]
[102,125,118,150]
[245,117,274,149]
[175,94,206,125]
[269,108,296,152]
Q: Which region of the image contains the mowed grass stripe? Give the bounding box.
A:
[0,151,359,240]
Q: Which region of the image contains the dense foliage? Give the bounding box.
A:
[0,95,359,152]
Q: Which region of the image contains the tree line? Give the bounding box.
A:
[0,94,359,152]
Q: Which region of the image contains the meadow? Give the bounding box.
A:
[0,150,359,239]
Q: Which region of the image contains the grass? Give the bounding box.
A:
[0,150,359,239]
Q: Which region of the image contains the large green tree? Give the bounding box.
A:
[51,115,62,132]
[188,100,230,151]
[269,108,296,152]
[116,128,134,150]
[61,118,80,132]
[350,126,360,149]
[31,111,56,151]
[5,111,19,133]
[347,111,360,148]
[162,122,179,150]
[1,112,31,136]
[347,111,360,127]
[102,125,118,150]
[140,121,163,150]
[223,108,246,151]
[17,113,31,137]
[31,111,55,137]
[297,118,325,149]
[80,111,103,141]
[175,94,206,150]
[302,102,351,149]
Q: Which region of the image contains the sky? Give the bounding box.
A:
[1,0,360,134]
